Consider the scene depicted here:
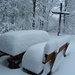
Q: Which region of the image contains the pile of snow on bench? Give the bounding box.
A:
[44,35,71,55]
[0,30,50,56]
[22,42,47,74]
[22,35,71,74]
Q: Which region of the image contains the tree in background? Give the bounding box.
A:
[65,0,75,34]
[0,0,64,34]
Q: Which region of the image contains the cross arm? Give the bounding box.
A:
[52,11,70,15]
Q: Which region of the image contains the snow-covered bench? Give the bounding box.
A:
[0,30,50,69]
[22,36,70,75]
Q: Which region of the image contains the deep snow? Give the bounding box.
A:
[22,35,70,74]
[0,33,75,75]
[0,30,50,56]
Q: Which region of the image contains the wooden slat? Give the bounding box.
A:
[45,43,69,64]
[45,42,69,75]
[7,51,25,69]
[10,52,25,61]
[52,11,70,15]
[58,43,69,54]
[45,52,57,63]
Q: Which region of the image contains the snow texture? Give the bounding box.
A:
[22,42,47,74]
[0,30,50,56]
[44,35,71,55]
[22,35,71,74]
[65,0,75,34]
[52,50,64,73]
[41,61,51,75]
[44,40,57,55]
[0,34,75,75]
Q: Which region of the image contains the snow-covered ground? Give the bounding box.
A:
[0,33,75,75]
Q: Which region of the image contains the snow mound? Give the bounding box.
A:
[22,35,71,74]
[22,42,47,74]
[44,35,71,55]
[44,41,57,55]
[56,35,71,52]
[0,30,50,56]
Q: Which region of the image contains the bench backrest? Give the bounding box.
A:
[44,36,70,74]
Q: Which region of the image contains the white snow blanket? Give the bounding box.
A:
[22,35,71,74]
[22,42,47,74]
[0,30,50,56]
[44,35,71,55]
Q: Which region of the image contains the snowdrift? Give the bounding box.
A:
[0,30,50,56]
[22,35,70,74]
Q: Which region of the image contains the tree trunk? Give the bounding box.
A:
[32,0,36,29]
[65,0,75,34]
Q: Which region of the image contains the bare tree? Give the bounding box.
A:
[65,0,75,34]
[32,0,36,29]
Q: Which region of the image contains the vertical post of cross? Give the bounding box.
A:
[57,3,62,36]
[52,3,69,36]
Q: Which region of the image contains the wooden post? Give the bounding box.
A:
[32,0,36,29]
[52,3,69,36]
[58,3,62,36]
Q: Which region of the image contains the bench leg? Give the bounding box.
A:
[63,43,69,57]
[7,58,21,69]
[63,50,66,57]
[47,43,69,75]
[47,52,57,75]
[7,52,25,69]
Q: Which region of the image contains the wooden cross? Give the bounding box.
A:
[52,3,69,36]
